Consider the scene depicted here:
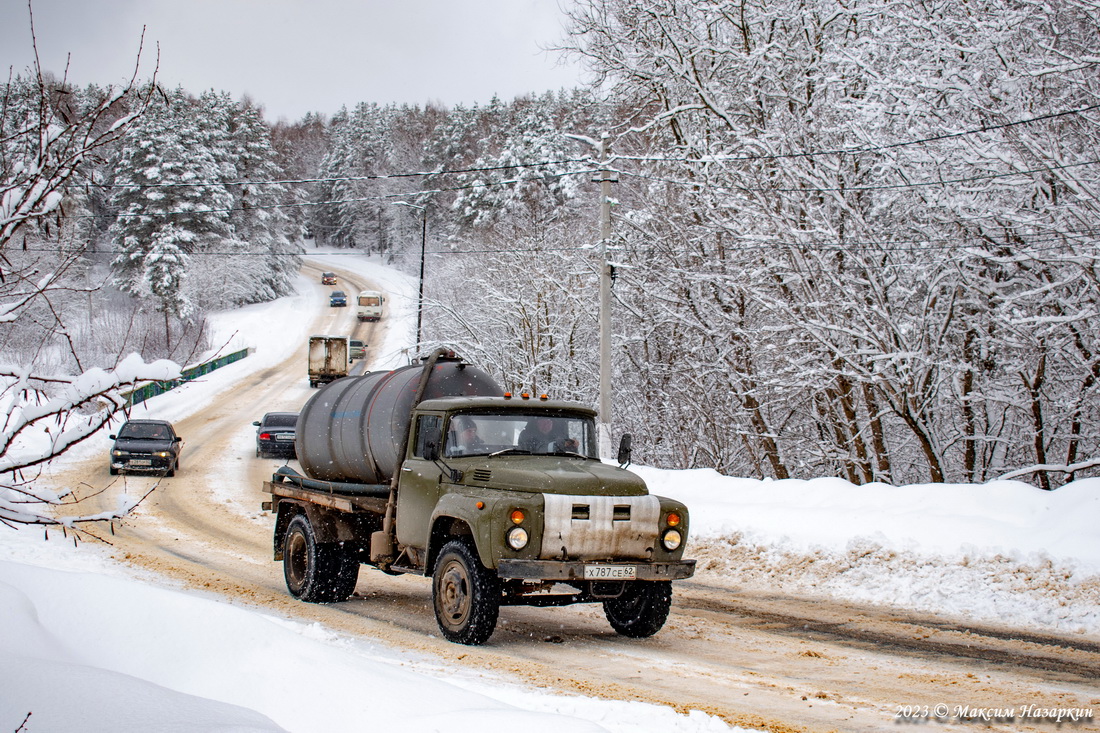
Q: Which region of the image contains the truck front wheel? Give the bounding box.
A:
[283,514,359,603]
[432,540,500,645]
[603,580,672,638]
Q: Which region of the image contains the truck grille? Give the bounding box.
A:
[540,494,660,560]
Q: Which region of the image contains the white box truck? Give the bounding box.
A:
[308,335,348,387]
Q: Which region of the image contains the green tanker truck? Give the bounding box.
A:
[262,349,695,645]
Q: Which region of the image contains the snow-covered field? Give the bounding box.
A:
[2,247,1097,733]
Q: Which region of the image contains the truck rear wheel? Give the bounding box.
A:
[283,514,359,603]
[603,580,672,638]
[432,540,500,645]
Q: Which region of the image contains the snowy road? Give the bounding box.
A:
[45,262,1100,733]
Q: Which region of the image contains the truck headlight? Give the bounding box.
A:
[661,528,682,551]
[506,526,529,550]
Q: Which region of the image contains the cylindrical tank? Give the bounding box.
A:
[296,358,501,484]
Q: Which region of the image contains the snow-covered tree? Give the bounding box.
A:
[111,89,299,311]
[452,93,587,227]
[144,222,192,323]
[562,0,1100,486]
[110,87,234,299]
[1,34,181,530]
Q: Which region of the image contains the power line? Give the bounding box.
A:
[74,151,1100,224]
[91,157,597,190]
[17,224,1099,258]
[612,104,1100,164]
[86,168,599,221]
[615,157,1100,193]
[79,104,1099,191]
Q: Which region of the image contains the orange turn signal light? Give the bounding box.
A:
[476,501,485,510]
[666,512,681,527]
[510,509,525,524]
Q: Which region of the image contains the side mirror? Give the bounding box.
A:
[252,421,261,427]
[109,434,117,440]
[616,434,633,467]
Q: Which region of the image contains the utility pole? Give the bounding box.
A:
[563,131,617,460]
[393,201,427,355]
[597,133,614,460]
[416,209,426,351]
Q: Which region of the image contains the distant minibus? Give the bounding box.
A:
[356,290,384,321]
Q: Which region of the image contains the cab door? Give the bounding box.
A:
[395,413,444,550]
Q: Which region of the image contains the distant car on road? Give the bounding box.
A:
[109,419,183,476]
[329,290,347,307]
[253,412,298,458]
[349,339,366,361]
[321,272,337,285]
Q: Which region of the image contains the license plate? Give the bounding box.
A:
[584,565,636,580]
[275,434,294,441]
[130,459,151,466]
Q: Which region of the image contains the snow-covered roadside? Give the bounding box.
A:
[643,468,1100,636]
[0,539,735,733]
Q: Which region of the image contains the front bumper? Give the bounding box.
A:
[496,558,696,581]
[112,458,174,472]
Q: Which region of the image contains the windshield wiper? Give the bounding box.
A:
[545,450,589,459]
[489,448,532,457]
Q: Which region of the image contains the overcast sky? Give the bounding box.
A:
[1,0,589,122]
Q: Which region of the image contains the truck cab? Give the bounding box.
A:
[397,397,689,570]
[391,396,693,642]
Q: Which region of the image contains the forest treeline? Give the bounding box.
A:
[5,0,1100,488]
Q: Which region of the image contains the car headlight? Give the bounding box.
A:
[112,450,124,457]
[661,528,682,551]
[506,526,529,550]
[156,451,170,458]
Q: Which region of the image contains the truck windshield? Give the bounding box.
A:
[444,412,596,459]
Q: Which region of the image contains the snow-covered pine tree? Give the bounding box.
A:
[110,87,234,300]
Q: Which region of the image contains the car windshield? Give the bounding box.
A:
[264,414,297,428]
[444,412,596,458]
[118,423,171,440]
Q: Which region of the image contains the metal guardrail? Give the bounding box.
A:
[124,348,251,406]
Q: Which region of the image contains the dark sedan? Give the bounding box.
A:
[109,419,183,476]
[253,412,298,458]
